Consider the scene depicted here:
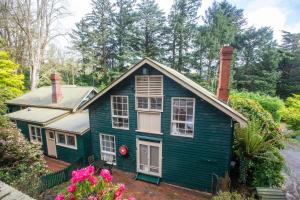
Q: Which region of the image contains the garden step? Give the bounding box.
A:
[135,173,160,185]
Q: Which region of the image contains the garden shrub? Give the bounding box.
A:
[234,120,284,187]
[0,124,48,198]
[230,91,284,122]
[55,167,135,200]
[212,192,254,200]
[281,94,300,130]
[230,94,284,188]
[251,149,284,187]
[229,94,281,144]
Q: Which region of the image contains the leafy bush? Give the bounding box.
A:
[230,94,284,187]
[212,192,254,200]
[251,149,284,187]
[281,94,300,130]
[230,94,281,143]
[56,167,135,200]
[0,125,48,198]
[230,91,284,122]
[234,120,284,186]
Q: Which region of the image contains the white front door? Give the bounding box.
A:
[46,130,57,157]
[136,140,162,177]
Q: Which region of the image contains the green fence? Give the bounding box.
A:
[40,157,83,191]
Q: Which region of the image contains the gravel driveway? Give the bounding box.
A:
[281,141,300,200]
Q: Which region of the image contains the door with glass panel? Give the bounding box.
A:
[137,140,162,177]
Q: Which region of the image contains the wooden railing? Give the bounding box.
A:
[39,157,83,191]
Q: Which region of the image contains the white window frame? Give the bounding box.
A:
[28,124,43,144]
[136,139,162,177]
[136,111,162,134]
[100,134,117,165]
[56,132,77,149]
[111,95,129,130]
[135,75,164,112]
[171,97,196,138]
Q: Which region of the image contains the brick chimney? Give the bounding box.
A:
[50,73,63,103]
[216,45,233,103]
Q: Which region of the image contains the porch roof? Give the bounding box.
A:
[6,107,69,125]
[45,110,89,134]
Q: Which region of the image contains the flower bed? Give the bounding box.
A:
[55,166,134,200]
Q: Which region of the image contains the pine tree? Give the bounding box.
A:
[277,31,300,98]
[168,0,201,71]
[234,27,280,95]
[112,0,137,68]
[195,0,245,88]
[134,0,167,60]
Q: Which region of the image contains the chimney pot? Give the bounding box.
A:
[217,45,233,103]
[50,73,63,103]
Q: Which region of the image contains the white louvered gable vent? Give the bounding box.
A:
[135,75,163,112]
[136,76,163,96]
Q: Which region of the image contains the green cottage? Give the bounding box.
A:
[6,74,97,164]
[81,46,247,191]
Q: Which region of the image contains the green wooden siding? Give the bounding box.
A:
[89,64,234,191]
[16,120,48,154]
[7,105,21,113]
[15,120,92,164]
[56,131,92,164]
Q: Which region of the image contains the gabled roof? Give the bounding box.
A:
[7,107,69,125]
[45,110,90,134]
[81,58,247,126]
[7,86,96,111]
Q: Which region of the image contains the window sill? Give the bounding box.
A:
[112,126,129,131]
[136,129,163,135]
[170,133,194,138]
[56,143,77,150]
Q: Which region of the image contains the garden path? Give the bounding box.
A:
[281,142,300,200]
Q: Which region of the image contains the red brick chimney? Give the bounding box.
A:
[217,45,233,103]
[50,73,63,103]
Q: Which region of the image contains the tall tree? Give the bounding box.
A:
[168,0,201,71]
[112,0,137,68]
[134,0,167,60]
[234,27,280,95]
[277,31,300,98]
[194,0,245,88]
[0,0,67,90]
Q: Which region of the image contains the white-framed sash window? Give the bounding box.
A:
[56,132,77,149]
[171,97,195,137]
[111,95,129,129]
[135,75,163,112]
[29,124,43,144]
[100,134,116,165]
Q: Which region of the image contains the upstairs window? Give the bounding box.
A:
[29,125,42,144]
[135,75,163,112]
[111,96,129,129]
[171,98,195,137]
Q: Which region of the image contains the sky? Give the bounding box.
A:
[56,0,300,48]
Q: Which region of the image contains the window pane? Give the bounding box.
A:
[111,96,129,129]
[137,97,148,109]
[67,135,76,146]
[58,134,65,144]
[150,97,162,110]
[140,144,148,165]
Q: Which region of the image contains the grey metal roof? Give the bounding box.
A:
[81,58,247,126]
[7,107,69,125]
[0,181,35,200]
[7,85,95,111]
[45,110,90,134]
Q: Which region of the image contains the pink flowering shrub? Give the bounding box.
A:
[55,166,135,200]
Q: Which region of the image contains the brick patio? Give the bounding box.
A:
[44,156,70,172]
[112,169,212,200]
